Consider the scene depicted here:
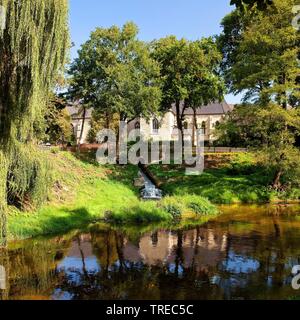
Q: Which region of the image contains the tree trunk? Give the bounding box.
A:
[115,232,126,272]
[117,113,128,164]
[192,108,198,148]
[175,230,184,278]
[272,169,282,190]
[116,126,120,164]
[105,112,110,129]
[77,107,87,151]
[175,100,184,161]
[77,236,89,278]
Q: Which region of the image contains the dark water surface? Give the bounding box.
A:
[1,205,300,300]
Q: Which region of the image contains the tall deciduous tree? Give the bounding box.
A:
[68,22,162,151]
[185,39,225,146]
[218,0,300,189]
[152,36,225,150]
[220,0,300,107]
[0,0,69,245]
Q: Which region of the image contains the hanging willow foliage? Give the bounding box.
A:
[0,0,70,143]
[0,151,8,245]
[0,0,70,245]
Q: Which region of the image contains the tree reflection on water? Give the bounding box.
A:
[1,205,300,300]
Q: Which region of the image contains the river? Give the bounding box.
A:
[1,204,300,300]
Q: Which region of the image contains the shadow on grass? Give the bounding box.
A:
[9,207,101,240]
[72,150,100,166]
[42,207,98,233]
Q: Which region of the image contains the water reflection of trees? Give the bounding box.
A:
[2,208,300,300]
[0,236,72,300]
[55,220,300,300]
[50,229,228,299]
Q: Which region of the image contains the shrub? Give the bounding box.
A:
[160,196,184,219]
[160,195,218,217]
[50,146,61,154]
[163,205,182,218]
[184,195,219,215]
[7,144,53,209]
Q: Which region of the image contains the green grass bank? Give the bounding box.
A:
[9,150,298,241]
[149,153,300,204]
[7,150,218,240]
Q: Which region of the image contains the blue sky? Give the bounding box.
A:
[69,0,243,103]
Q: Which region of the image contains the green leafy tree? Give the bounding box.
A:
[218,0,300,189]
[87,111,120,143]
[231,0,273,11]
[152,36,225,150]
[68,22,162,152]
[0,0,69,244]
[44,95,73,145]
[185,38,225,146]
[220,0,300,107]
[216,104,259,148]
[217,104,300,189]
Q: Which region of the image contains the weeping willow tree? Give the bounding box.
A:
[0,0,70,245]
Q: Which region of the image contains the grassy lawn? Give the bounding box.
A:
[7,151,218,240]
[149,153,300,204]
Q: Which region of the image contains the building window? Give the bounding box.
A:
[152,118,159,134]
[183,121,188,130]
[200,121,206,135]
[215,121,220,128]
[135,121,140,130]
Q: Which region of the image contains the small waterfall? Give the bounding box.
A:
[139,170,162,200]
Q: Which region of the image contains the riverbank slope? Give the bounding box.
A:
[7,151,218,240]
[149,153,300,204]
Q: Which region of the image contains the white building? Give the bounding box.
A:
[128,101,234,144]
[67,105,93,144]
[67,101,234,144]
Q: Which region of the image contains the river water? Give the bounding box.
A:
[1,204,300,300]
